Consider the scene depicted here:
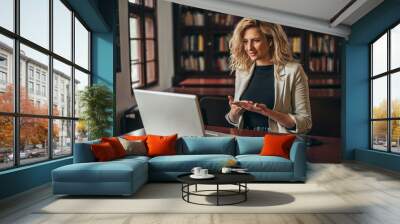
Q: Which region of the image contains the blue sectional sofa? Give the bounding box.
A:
[52,136,306,196]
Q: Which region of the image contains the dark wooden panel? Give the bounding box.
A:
[309,98,341,137]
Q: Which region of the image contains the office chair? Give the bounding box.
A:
[199,96,232,128]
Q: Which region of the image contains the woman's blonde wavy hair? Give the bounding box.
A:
[229,18,294,73]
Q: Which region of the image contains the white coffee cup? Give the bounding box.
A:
[191,167,202,176]
[200,169,208,176]
[221,167,232,174]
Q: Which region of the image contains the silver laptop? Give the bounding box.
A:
[133,89,231,137]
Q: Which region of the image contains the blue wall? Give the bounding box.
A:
[0,0,117,200]
[0,158,72,199]
[91,0,117,136]
[344,0,400,170]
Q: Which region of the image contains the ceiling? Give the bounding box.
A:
[224,0,352,24]
[163,0,384,38]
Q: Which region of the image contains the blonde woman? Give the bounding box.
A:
[225,18,312,134]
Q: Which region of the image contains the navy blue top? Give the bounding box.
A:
[240,65,274,130]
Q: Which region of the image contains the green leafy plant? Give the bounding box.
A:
[79,84,113,140]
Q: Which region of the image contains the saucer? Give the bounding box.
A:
[190,174,215,179]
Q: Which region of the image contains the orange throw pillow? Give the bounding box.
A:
[123,135,148,141]
[91,142,117,161]
[259,134,296,159]
[101,137,127,158]
[146,134,178,157]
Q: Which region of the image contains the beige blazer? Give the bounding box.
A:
[225,62,312,134]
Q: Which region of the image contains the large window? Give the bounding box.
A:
[0,0,91,170]
[128,0,158,89]
[370,22,400,153]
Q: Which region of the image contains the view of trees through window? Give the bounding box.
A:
[0,0,91,170]
[371,23,400,153]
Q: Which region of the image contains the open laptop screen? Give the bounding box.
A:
[133,89,206,137]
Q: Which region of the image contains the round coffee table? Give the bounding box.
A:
[177,173,255,206]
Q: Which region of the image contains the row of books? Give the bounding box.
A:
[288,36,302,54]
[182,11,205,26]
[309,34,336,54]
[214,56,230,71]
[309,89,341,97]
[309,78,340,86]
[182,35,204,52]
[212,14,236,26]
[215,34,231,52]
[309,56,337,73]
[181,55,205,71]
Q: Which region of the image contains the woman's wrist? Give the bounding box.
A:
[228,111,238,123]
[261,107,272,117]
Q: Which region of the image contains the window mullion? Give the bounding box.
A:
[49,0,54,159]
[141,5,147,86]
[387,29,391,152]
[71,10,76,151]
[14,0,20,166]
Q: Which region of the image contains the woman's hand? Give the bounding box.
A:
[231,100,271,116]
[233,100,296,129]
[227,96,244,123]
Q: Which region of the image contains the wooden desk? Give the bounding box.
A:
[164,87,234,97]
[178,78,234,87]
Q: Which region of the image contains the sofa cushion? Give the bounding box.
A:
[146,134,178,157]
[123,135,148,141]
[235,137,263,155]
[115,155,150,163]
[101,137,127,158]
[236,155,293,172]
[91,142,118,161]
[148,154,235,172]
[178,137,235,155]
[53,159,147,183]
[260,134,296,159]
[118,137,147,156]
[74,140,100,163]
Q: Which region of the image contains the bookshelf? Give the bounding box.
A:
[172,4,344,137]
[173,5,240,85]
[284,27,343,99]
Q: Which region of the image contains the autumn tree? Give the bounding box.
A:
[0,85,14,149]
[372,99,400,143]
[0,84,60,151]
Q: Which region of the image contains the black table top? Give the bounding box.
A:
[177,172,255,185]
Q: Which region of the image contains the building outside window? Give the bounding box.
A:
[41,73,46,83]
[0,71,7,87]
[0,0,91,170]
[28,67,34,80]
[41,85,46,97]
[0,54,7,67]
[0,71,6,82]
[35,83,40,95]
[0,54,7,89]
[28,81,34,94]
[128,0,158,89]
[370,22,400,154]
[35,70,40,81]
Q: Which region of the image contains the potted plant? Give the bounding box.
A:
[79,84,113,140]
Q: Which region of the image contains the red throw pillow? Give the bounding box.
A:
[101,137,127,158]
[123,135,148,141]
[91,142,118,161]
[259,134,296,159]
[146,134,178,157]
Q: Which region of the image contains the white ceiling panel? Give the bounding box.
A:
[163,0,384,38]
[223,0,351,21]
